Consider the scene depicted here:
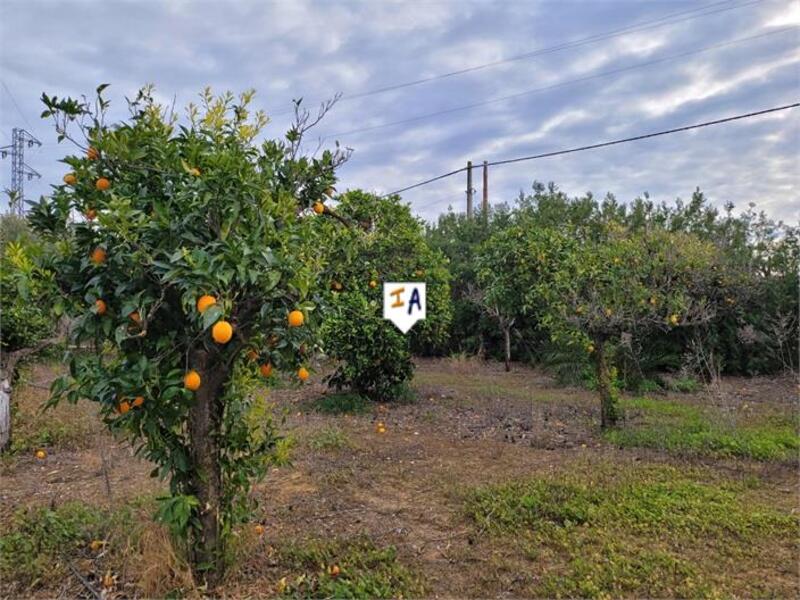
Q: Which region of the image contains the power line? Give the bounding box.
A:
[325,26,796,140]
[383,102,800,197]
[271,0,763,117]
[1,81,38,134]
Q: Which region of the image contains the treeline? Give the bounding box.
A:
[425,182,799,387]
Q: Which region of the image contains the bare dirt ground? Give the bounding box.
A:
[1,358,798,598]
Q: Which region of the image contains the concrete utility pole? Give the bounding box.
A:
[0,128,42,215]
[482,160,488,221]
[466,160,473,218]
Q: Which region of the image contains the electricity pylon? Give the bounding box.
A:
[1,128,42,215]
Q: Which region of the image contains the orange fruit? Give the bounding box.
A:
[63,173,77,185]
[288,310,304,327]
[369,280,377,289]
[254,524,265,535]
[132,396,144,408]
[260,363,273,378]
[297,367,309,381]
[96,177,110,191]
[118,400,131,414]
[196,295,216,313]
[246,349,258,361]
[85,208,97,221]
[129,311,141,324]
[184,370,201,391]
[95,299,107,315]
[35,449,47,460]
[313,201,325,215]
[212,320,233,344]
[87,146,99,160]
[90,247,106,265]
[328,565,340,577]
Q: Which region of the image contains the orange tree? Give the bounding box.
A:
[29,85,348,582]
[317,190,451,400]
[480,223,723,428]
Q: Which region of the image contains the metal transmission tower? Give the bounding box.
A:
[1,128,42,215]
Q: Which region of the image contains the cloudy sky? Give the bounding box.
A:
[1,0,798,222]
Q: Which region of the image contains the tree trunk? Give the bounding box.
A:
[188,349,227,586]
[503,325,511,372]
[595,339,618,429]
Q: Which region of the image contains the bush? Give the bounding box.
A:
[319,190,451,401]
[0,219,57,352]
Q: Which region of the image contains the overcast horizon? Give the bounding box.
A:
[1,0,798,223]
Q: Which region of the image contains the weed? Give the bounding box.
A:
[275,537,423,599]
[465,464,798,598]
[606,397,799,460]
[310,393,370,415]
[308,426,352,451]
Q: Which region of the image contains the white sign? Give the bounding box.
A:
[383,282,426,333]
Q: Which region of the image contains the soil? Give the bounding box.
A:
[1,358,797,598]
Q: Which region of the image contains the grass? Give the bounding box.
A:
[308,426,352,451]
[309,392,370,415]
[0,497,193,596]
[273,537,423,599]
[604,397,799,460]
[465,463,799,598]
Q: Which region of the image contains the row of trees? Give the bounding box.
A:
[1,85,796,585]
[426,183,798,388]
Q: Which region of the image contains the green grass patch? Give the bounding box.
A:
[310,392,370,415]
[308,426,352,451]
[604,397,799,460]
[276,537,423,599]
[465,464,798,598]
[0,501,107,587]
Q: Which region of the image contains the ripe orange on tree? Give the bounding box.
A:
[259,363,273,378]
[95,299,107,315]
[96,177,111,191]
[212,320,233,344]
[196,295,217,313]
[85,208,97,221]
[63,173,77,185]
[288,310,304,327]
[297,367,309,381]
[87,146,99,160]
[118,400,131,414]
[90,247,106,264]
[132,396,145,408]
[313,201,325,214]
[184,370,201,391]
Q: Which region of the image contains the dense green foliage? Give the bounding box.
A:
[428,183,799,381]
[0,216,57,352]
[319,190,451,400]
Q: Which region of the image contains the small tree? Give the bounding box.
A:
[319,190,451,400]
[519,225,722,428]
[30,85,348,583]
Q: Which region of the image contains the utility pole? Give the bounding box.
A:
[1,128,42,215]
[482,160,488,222]
[466,160,473,218]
